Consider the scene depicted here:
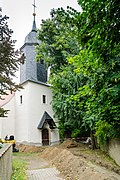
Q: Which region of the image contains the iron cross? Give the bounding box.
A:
[32,0,37,15]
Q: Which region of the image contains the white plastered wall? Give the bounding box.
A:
[15,81,30,143]
[0,96,15,139]
[0,81,60,145]
[15,81,59,145]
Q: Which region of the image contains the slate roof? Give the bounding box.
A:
[20,16,47,85]
[37,111,56,129]
[23,31,39,45]
[32,19,37,32]
[20,18,39,47]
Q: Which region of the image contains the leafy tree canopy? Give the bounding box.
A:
[71,0,120,140]
[36,7,80,73]
[0,9,21,116]
[37,1,120,143]
[36,7,87,138]
[50,64,88,138]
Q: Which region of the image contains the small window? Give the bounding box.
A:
[42,95,46,104]
[20,95,23,104]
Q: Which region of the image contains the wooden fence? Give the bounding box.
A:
[0,144,12,180]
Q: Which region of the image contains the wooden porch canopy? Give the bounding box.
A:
[37,111,56,129]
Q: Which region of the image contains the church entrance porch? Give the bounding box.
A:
[42,128,49,146]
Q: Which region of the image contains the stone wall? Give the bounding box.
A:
[0,144,12,180]
[108,139,120,166]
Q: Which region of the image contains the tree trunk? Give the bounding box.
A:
[90,131,98,150]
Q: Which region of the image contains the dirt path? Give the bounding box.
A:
[26,155,64,180]
[16,141,120,180]
[24,155,49,170]
[14,153,64,180]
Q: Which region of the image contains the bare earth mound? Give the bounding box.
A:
[17,143,45,153]
[40,140,120,180]
[17,140,120,180]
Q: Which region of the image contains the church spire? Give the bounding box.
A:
[32,0,37,32]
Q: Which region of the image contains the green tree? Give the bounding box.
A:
[50,64,88,138]
[36,7,86,138]
[37,1,120,144]
[0,9,20,117]
[36,7,80,73]
[70,0,120,142]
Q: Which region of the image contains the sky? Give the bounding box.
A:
[0,0,81,83]
[1,0,81,49]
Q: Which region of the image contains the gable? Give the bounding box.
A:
[37,111,56,129]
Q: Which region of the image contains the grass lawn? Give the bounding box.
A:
[11,152,28,180]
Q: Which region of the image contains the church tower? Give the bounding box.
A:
[20,4,47,84]
[0,1,59,146]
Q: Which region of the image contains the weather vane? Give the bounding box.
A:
[32,0,37,17]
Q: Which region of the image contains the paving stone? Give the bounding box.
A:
[27,167,64,180]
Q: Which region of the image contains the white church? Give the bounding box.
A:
[0,11,59,146]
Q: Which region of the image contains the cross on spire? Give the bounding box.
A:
[32,0,37,32]
[32,0,36,17]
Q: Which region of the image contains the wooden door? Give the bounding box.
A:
[42,128,49,146]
